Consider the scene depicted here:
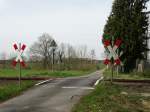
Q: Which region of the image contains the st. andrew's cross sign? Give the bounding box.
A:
[103,39,123,65]
[12,43,26,67]
[12,43,26,87]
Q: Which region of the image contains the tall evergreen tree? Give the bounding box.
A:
[103,0,149,72]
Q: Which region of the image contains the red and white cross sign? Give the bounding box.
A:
[104,39,122,65]
[12,43,26,67]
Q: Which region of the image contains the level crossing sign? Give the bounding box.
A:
[103,39,123,65]
[12,43,26,67]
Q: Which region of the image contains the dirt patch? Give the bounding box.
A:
[124,84,150,93]
[114,82,150,111]
[142,100,150,109]
[114,82,150,93]
[141,93,150,97]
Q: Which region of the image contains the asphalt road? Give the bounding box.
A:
[0,71,102,112]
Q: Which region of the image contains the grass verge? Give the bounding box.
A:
[0,81,36,102]
[0,69,93,78]
[72,82,150,112]
[103,69,150,80]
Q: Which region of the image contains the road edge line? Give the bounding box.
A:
[94,76,104,86]
[35,79,53,86]
[62,86,95,90]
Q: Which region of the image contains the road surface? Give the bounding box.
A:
[0,71,102,112]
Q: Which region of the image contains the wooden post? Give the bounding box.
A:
[111,37,114,83]
[19,43,22,88]
[52,48,55,71]
[116,65,119,76]
[111,64,114,84]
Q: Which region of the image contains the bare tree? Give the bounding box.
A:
[29,33,57,69]
[82,45,87,59]
[78,45,87,59]
[57,43,66,63]
[64,44,78,70]
[67,44,77,59]
[77,45,87,65]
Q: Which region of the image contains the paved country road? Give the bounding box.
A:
[0,71,102,112]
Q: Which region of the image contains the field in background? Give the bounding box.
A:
[0,60,104,78]
[0,69,94,78]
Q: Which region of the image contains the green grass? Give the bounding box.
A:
[31,70,92,78]
[72,82,150,112]
[0,81,35,102]
[103,69,150,80]
[0,69,93,78]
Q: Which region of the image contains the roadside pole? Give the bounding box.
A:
[111,38,114,83]
[116,49,119,76]
[111,64,114,83]
[19,43,22,88]
[116,65,119,75]
[52,48,55,72]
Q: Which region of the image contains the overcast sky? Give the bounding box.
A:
[0,0,149,59]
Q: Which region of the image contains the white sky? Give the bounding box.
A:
[0,0,149,59]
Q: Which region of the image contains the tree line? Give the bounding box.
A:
[103,0,150,72]
[0,33,98,71]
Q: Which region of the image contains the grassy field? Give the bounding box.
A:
[103,68,150,80]
[0,62,105,78]
[0,81,36,102]
[72,82,150,112]
[0,69,94,78]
